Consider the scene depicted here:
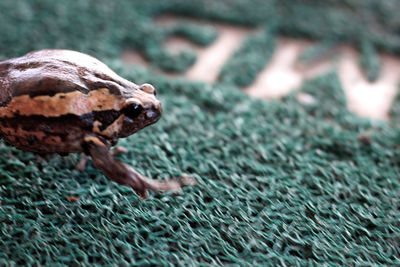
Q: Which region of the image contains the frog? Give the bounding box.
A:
[0,49,192,198]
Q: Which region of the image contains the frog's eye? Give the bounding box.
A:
[139,83,156,95]
[122,100,143,119]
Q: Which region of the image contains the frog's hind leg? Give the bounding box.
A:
[83,136,192,199]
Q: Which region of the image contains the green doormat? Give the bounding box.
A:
[1,1,399,265]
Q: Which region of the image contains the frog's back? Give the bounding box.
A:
[0,49,137,106]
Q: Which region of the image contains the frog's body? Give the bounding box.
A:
[0,50,160,154]
[0,50,188,198]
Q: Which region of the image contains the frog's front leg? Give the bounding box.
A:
[83,136,189,199]
[76,146,128,171]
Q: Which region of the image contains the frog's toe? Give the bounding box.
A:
[75,155,88,172]
[179,174,197,186]
[111,146,128,156]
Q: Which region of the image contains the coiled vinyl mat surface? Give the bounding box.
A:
[1,1,400,265]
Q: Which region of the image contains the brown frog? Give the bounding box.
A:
[0,49,192,198]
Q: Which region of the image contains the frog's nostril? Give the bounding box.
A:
[146,103,162,120]
[139,83,156,95]
[146,109,157,119]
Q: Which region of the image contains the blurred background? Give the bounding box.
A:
[1,0,400,265]
[2,0,399,117]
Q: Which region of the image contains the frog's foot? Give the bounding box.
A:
[76,155,89,172]
[111,146,128,156]
[83,136,194,199]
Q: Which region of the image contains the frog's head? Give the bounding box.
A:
[119,83,162,137]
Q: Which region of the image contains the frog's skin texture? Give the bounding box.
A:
[0,50,189,198]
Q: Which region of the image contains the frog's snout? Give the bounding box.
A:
[137,83,161,120]
[139,83,156,95]
[146,100,162,120]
